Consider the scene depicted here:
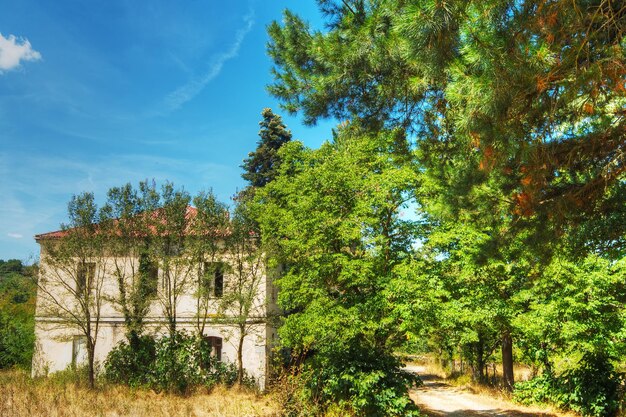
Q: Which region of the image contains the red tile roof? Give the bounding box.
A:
[33,206,225,241]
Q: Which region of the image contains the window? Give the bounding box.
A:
[204,336,222,361]
[72,335,88,368]
[138,254,158,297]
[202,262,224,298]
[76,262,95,294]
[214,265,223,297]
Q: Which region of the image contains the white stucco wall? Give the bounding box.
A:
[32,246,275,390]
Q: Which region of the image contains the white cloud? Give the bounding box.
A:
[7,233,23,239]
[161,10,254,113]
[0,33,42,72]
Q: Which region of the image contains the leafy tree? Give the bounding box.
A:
[215,196,267,385]
[189,190,230,336]
[100,181,161,346]
[0,260,37,369]
[36,193,110,388]
[148,183,194,338]
[241,108,293,188]
[0,259,25,275]
[513,255,626,416]
[256,125,422,416]
[416,143,558,389]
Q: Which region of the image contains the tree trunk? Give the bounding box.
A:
[87,340,95,389]
[473,342,485,383]
[237,333,244,385]
[501,330,514,391]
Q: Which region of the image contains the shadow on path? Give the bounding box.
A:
[408,367,560,417]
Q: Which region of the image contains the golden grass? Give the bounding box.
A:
[0,369,279,417]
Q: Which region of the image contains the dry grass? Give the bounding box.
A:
[0,369,279,417]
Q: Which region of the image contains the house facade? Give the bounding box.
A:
[31,211,278,389]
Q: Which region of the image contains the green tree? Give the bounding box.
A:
[256,125,422,416]
[513,255,626,416]
[37,193,110,388]
[241,108,293,188]
[214,196,267,386]
[189,189,230,337]
[100,181,161,346]
[267,0,626,245]
[149,183,194,339]
[0,260,37,369]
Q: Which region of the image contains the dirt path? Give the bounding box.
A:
[406,365,563,417]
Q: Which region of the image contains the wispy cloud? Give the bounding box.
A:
[0,150,241,259]
[0,33,41,73]
[159,10,255,113]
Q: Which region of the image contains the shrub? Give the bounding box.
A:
[103,335,155,387]
[275,347,422,417]
[104,331,246,394]
[514,352,624,417]
[0,312,34,369]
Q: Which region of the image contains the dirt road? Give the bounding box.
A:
[406,365,563,417]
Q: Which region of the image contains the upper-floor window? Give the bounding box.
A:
[138,254,158,297]
[76,262,95,294]
[202,262,224,298]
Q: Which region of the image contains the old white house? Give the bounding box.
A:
[31,206,278,389]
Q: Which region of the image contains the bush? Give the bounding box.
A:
[104,331,247,394]
[275,347,422,417]
[0,312,34,369]
[103,335,155,387]
[514,352,624,417]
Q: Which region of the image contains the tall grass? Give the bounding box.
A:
[0,369,278,417]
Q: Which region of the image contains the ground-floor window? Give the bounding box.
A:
[72,335,88,368]
[204,336,222,362]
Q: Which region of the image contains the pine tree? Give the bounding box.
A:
[241,108,292,188]
[267,0,626,243]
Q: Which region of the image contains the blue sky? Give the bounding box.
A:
[0,1,336,262]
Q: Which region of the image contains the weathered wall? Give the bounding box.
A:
[33,248,275,390]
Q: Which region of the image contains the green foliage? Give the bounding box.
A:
[242,108,292,188]
[514,256,626,365]
[268,0,626,240]
[104,332,245,394]
[515,353,624,417]
[67,181,260,391]
[305,346,421,416]
[102,335,156,388]
[256,126,423,416]
[0,259,25,275]
[0,260,36,369]
[0,313,34,369]
[510,255,626,415]
[39,191,111,389]
[265,2,626,408]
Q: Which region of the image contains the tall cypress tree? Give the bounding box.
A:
[241,108,292,188]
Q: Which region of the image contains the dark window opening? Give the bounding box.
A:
[76,262,95,294]
[204,336,222,361]
[202,262,224,298]
[139,254,158,297]
[214,266,223,297]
